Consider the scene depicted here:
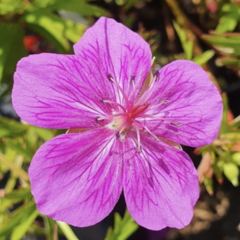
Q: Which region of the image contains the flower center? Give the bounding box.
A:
[111,102,150,133]
[95,72,181,153]
[104,102,150,153]
[99,73,157,153]
[129,103,149,119]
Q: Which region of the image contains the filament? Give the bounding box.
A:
[108,75,131,111]
[102,99,126,113]
[132,121,142,153]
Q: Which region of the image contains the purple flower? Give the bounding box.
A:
[12,17,222,230]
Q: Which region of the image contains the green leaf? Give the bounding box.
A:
[0,201,36,237]
[216,3,240,33]
[0,198,16,212]
[31,126,54,141]
[11,209,38,240]
[0,153,29,181]
[104,210,138,240]
[26,0,108,16]
[44,217,57,240]
[5,138,32,162]
[223,132,240,141]
[193,50,215,65]
[223,162,239,186]
[0,0,25,15]
[173,22,193,60]
[24,10,71,53]
[212,163,223,184]
[60,19,85,43]
[0,116,28,138]
[124,0,139,10]
[5,172,18,194]
[57,221,79,240]
[0,23,27,87]
[25,0,57,11]
[202,32,240,57]
[216,57,240,68]
[230,115,240,128]
[47,0,108,17]
[220,94,228,133]
[203,176,213,195]
[232,152,240,166]
[5,187,31,200]
[184,41,193,61]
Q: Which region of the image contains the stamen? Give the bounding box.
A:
[133,122,142,153]
[138,113,182,128]
[102,99,126,113]
[146,99,170,111]
[116,131,126,142]
[95,117,104,123]
[129,74,137,109]
[171,121,183,127]
[130,103,149,118]
[107,74,114,82]
[138,113,167,120]
[130,75,135,83]
[95,115,113,123]
[116,131,121,141]
[107,73,130,111]
[137,73,158,105]
[137,69,162,105]
[153,70,160,81]
[159,99,170,104]
[112,113,128,118]
[142,125,159,141]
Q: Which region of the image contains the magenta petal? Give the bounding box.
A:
[29,129,122,227]
[73,17,152,104]
[123,134,199,230]
[12,53,108,129]
[141,60,223,147]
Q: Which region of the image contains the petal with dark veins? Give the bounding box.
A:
[29,128,122,227]
[74,17,152,105]
[138,60,223,147]
[123,133,199,230]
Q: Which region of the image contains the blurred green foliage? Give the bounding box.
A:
[0,0,108,95]
[1,0,240,239]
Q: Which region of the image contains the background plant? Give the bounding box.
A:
[1,0,240,240]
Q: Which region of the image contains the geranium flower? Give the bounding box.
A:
[12,17,222,230]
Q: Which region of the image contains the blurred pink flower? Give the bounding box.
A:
[207,0,218,13]
[12,17,222,230]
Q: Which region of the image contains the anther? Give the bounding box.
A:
[170,121,182,127]
[163,111,170,117]
[159,99,170,105]
[107,73,114,82]
[100,99,109,104]
[130,75,135,83]
[95,117,104,123]
[116,131,121,141]
[116,131,126,142]
[106,73,131,111]
[137,145,142,154]
[153,70,160,81]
